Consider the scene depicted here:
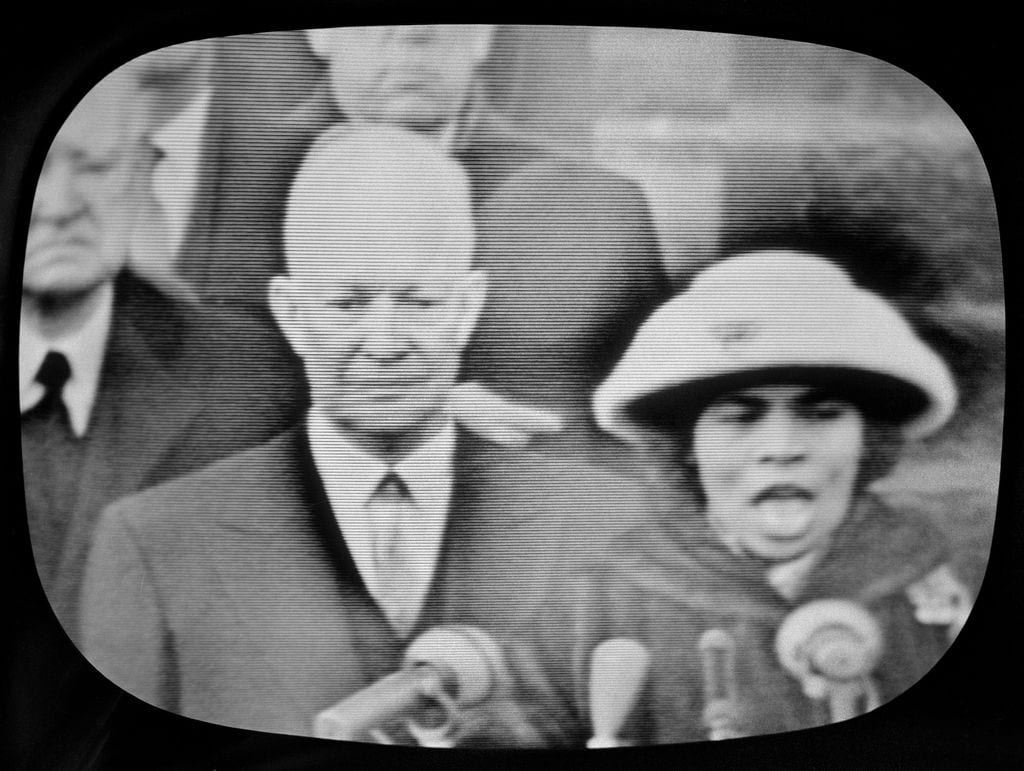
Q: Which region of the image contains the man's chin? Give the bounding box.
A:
[23,264,108,300]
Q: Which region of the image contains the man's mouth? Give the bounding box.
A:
[753,485,814,505]
[28,236,93,254]
[347,378,420,396]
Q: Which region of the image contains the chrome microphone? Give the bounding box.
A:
[587,638,651,748]
[775,599,884,723]
[313,624,509,745]
[699,629,744,740]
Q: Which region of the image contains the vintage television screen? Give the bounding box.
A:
[3,2,1020,768]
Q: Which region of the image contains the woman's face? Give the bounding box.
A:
[693,383,865,562]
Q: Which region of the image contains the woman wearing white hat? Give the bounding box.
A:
[498,250,974,747]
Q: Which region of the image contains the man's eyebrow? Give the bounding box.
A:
[65,147,119,164]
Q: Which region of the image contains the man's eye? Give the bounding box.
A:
[399,295,439,309]
[77,158,116,174]
[330,296,367,311]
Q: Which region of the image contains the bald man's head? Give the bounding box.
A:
[284,123,474,286]
[271,125,485,457]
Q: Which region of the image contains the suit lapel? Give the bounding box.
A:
[72,303,199,522]
[51,301,203,628]
[417,432,507,633]
[204,430,399,713]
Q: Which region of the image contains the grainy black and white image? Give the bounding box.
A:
[18,25,1002,749]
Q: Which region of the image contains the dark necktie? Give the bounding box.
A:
[22,350,84,585]
[28,350,73,428]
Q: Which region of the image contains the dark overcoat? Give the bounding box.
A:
[79,425,655,737]
[510,495,962,747]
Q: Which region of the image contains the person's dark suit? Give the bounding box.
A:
[13,269,300,768]
[79,424,655,737]
[23,269,299,636]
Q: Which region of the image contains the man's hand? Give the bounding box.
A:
[449,381,564,446]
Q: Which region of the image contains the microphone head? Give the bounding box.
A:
[404,625,509,707]
[588,638,651,741]
[776,599,884,682]
[699,628,736,654]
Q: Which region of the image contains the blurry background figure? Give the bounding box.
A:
[124,39,215,304]
[19,72,196,631]
[14,70,216,769]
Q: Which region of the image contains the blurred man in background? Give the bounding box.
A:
[14,71,246,769]
[19,75,209,630]
[126,39,215,304]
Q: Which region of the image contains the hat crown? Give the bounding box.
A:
[594,250,958,444]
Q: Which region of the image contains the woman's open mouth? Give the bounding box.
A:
[753,484,814,505]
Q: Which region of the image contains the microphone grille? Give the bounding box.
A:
[404,625,508,707]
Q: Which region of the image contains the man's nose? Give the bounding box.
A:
[756,411,807,464]
[360,297,408,361]
[32,158,86,223]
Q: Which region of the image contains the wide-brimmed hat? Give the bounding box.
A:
[593,250,958,444]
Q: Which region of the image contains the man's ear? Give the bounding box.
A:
[268,274,308,358]
[455,269,488,348]
[304,28,337,60]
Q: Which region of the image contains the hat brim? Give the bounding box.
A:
[625,366,930,434]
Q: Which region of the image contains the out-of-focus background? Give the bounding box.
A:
[139,26,1002,593]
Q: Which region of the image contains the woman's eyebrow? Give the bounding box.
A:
[714,393,765,409]
[796,388,842,406]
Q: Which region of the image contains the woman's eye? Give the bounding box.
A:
[719,406,760,424]
[804,401,848,420]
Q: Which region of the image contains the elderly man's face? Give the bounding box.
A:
[25,84,137,298]
[308,25,494,133]
[279,242,483,451]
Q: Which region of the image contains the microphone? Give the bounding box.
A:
[313,624,509,744]
[587,638,650,748]
[775,599,884,723]
[699,629,744,741]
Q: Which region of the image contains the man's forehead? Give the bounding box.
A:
[313,24,494,55]
[290,249,468,286]
[52,79,135,158]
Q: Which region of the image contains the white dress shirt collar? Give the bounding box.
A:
[305,406,456,606]
[19,280,114,438]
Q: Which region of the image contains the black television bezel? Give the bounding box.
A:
[2,2,1021,768]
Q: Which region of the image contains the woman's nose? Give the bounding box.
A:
[755,411,807,464]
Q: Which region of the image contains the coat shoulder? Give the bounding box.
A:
[102,428,301,537]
